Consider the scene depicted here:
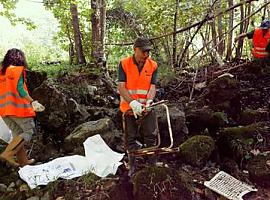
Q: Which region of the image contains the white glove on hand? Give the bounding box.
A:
[129,100,143,118]
[145,99,153,107]
[31,100,45,112]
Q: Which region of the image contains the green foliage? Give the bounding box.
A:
[31,61,78,78]
[79,171,99,187]
[0,1,36,30]
[157,63,176,87]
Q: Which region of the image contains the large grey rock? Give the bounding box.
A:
[32,79,90,142]
[0,183,7,193]
[155,104,188,147]
[64,118,120,152]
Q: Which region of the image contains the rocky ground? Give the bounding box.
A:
[0,60,270,200]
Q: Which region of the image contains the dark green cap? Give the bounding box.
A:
[133,37,153,51]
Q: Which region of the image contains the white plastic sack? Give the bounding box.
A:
[19,134,124,189]
[0,117,12,143]
[19,155,93,189]
[83,134,124,177]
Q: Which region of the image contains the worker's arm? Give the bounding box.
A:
[234,33,248,42]
[117,82,134,103]
[234,30,255,42]
[17,74,34,102]
[117,61,134,103]
[146,84,156,101]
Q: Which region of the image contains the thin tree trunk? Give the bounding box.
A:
[235,5,245,59]
[67,25,75,64]
[217,0,224,56]
[70,3,86,64]
[172,0,180,68]
[100,0,106,56]
[226,0,234,61]
[91,0,106,66]
[91,0,100,58]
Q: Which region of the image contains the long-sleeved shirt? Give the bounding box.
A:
[17,74,27,97]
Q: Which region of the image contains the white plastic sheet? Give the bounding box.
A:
[18,134,124,189]
[83,134,124,177]
[0,117,12,143]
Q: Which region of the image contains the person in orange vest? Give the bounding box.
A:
[234,20,270,62]
[0,48,45,167]
[118,37,158,176]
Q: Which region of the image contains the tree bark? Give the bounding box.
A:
[225,0,234,61]
[217,0,224,56]
[100,0,106,55]
[235,5,244,59]
[70,3,86,64]
[172,0,180,68]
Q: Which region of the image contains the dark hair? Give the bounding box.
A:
[1,48,28,75]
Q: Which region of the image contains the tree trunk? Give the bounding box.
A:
[209,0,217,51]
[91,0,106,66]
[172,0,180,68]
[67,25,75,64]
[225,0,234,61]
[100,0,106,56]
[235,3,251,59]
[235,5,244,59]
[70,3,86,64]
[217,0,224,56]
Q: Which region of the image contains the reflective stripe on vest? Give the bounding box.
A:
[0,66,35,117]
[252,28,270,58]
[119,56,157,113]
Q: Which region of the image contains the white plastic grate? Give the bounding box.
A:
[204,171,257,200]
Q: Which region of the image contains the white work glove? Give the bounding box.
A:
[31,100,45,112]
[129,100,143,119]
[145,99,153,108]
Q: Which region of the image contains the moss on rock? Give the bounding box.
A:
[133,166,192,200]
[217,125,257,163]
[178,135,215,167]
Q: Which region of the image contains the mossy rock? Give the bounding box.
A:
[217,125,257,162]
[133,166,192,200]
[185,108,213,134]
[239,108,269,125]
[247,154,270,187]
[207,75,239,104]
[178,135,215,167]
[208,112,228,135]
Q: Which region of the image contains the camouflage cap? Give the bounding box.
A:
[133,37,153,51]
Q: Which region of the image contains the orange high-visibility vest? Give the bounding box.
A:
[119,56,157,113]
[252,28,270,58]
[0,65,35,117]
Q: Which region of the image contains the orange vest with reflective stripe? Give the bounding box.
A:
[120,56,157,113]
[0,65,35,117]
[252,28,270,58]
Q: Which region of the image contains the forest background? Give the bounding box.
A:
[0,0,269,78]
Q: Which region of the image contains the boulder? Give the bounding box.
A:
[155,104,188,147]
[239,108,269,125]
[64,118,121,152]
[31,79,90,143]
[178,135,215,167]
[133,166,192,200]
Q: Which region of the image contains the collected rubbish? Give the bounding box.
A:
[19,134,124,189]
[204,171,257,200]
[0,117,12,143]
